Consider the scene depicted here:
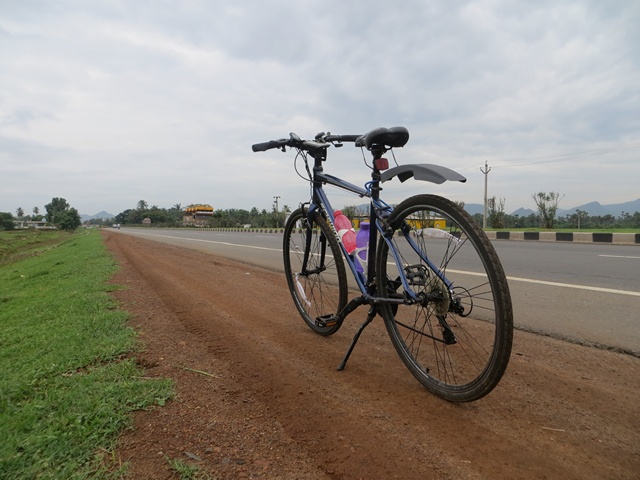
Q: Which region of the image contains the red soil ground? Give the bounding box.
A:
[104,231,639,479]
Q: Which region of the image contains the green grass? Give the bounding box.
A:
[0,229,173,479]
[0,229,75,265]
[167,457,214,480]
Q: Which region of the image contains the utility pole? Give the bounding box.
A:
[273,196,281,228]
[480,162,491,229]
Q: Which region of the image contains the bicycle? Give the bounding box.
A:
[252,126,513,402]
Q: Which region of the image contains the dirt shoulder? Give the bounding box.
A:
[104,230,639,479]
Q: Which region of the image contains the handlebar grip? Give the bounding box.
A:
[252,140,283,152]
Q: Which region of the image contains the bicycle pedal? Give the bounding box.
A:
[316,314,339,328]
[405,264,428,286]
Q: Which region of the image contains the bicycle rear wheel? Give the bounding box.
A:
[376,194,513,402]
[283,207,348,335]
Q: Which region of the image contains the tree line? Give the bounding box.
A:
[5,192,637,232]
[112,200,292,229]
[480,208,640,230]
[483,192,640,229]
[1,198,81,231]
[113,200,184,226]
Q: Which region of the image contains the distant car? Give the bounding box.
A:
[112,223,120,229]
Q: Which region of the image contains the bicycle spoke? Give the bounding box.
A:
[283,208,347,336]
[255,129,511,401]
[378,195,513,402]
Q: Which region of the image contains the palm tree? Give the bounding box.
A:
[137,200,148,211]
[171,204,183,223]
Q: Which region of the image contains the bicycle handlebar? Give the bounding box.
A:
[251,139,289,152]
[253,127,410,153]
[252,132,362,153]
[324,134,361,143]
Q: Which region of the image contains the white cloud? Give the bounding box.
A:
[0,0,638,217]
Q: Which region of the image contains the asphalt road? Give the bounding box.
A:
[113,228,640,356]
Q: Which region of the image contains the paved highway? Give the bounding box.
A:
[114,228,640,356]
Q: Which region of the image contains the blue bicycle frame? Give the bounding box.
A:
[304,150,463,306]
[253,130,513,400]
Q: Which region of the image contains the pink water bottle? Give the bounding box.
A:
[334,210,356,254]
[355,222,369,274]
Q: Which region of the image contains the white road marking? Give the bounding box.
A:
[599,255,640,259]
[505,275,640,297]
[444,269,640,297]
[129,231,281,252]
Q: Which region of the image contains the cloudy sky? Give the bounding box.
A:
[1,0,639,217]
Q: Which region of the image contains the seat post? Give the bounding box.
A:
[366,145,386,285]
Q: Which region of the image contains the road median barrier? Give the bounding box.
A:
[485,231,639,245]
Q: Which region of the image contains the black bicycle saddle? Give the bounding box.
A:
[355,126,410,149]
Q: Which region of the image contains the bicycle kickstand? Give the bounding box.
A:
[337,306,377,371]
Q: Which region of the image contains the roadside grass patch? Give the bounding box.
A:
[167,457,214,480]
[0,229,74,266]
[0,229,173,479]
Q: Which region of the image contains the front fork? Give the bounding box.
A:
[300,204,327,276]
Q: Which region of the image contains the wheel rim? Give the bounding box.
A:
[379,200,511,397]
[285,211,346,333]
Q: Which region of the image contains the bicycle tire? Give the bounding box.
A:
[376,194,513,402]
[283,207,348,336]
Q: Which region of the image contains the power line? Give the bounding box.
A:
[457,140,640,174]
[498,141,640,168]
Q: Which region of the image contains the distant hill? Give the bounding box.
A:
[603,198,640,217]
[461,203,539,217]
[464,199,640,218]
[557,202,608,217]
[510,207,536,217]
[81,211,115,222]
[557,199,640,218]
[463,203,485,216]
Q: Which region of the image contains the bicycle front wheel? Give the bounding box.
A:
[283,207,348,336]
[376,195,513,402]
